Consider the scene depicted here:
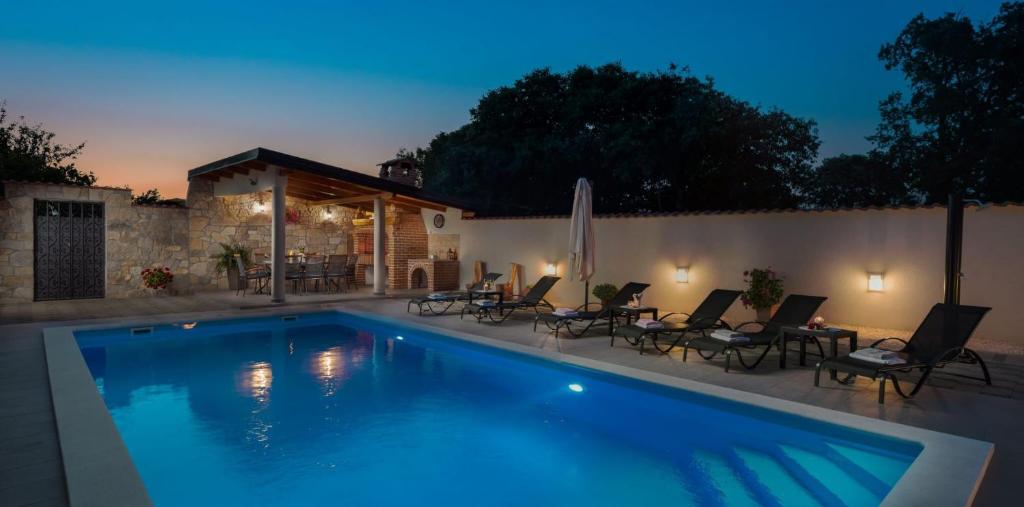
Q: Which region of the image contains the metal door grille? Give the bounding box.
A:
[33,200,105,300]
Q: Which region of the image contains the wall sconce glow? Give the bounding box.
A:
[545,263,557,275]
[568,383,584,393]
[675,267,689,283]
[868,273,885,292]
[182,321,197,330]
[252,200,267,214]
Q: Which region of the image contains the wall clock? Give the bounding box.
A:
[433,213,445,228]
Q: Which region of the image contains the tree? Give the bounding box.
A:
[805,154,908,208]
[416,64,820,215]
[132,188,162,205]
[0,101,96,186]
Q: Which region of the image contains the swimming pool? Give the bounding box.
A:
[60,310,977,506]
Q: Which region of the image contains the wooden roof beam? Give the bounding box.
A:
[318,192,393,206]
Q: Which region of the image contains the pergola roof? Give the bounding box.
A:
[187,147,469,213]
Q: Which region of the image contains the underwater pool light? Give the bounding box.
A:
[568,383,584,393]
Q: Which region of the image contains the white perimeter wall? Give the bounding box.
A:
[448,205,1024,343]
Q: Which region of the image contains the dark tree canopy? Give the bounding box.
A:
[807,2,1024,207]
[132,188,162,205]
[0,101,96,186]
[417,64,819,215]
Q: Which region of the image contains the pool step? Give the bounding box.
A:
[733,446,822,506]
[779,444,881,506]
[691,448,771,507]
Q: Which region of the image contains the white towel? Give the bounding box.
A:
[634,318,664,329]
[553,308,579,317]
[850,348,906,365]
[710,330,750,343]
[477,300,496,307]
[428,293,448,300]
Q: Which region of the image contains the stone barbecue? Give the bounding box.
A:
[407,259,459,292]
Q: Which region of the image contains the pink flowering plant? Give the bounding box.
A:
[740,268,784,310]
[141,267,174,290]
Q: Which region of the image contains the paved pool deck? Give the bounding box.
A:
[2,291,1022,506]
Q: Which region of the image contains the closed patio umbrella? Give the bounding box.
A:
[568,178,596,307]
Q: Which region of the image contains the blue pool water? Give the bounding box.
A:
[77,312,920,506]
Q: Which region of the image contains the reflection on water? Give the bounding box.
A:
[239,361,273,403]
[314,347,344,396]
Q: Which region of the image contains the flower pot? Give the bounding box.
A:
[227,265,241,291]
[755,305,777,322]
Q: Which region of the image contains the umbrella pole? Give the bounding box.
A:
[585,279,589,309]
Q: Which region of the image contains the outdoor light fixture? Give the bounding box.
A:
[568,383,584,393]
[675,267,689,283]
[252,199,267,214]
[396,335,404,341]
[545,263,557,275]
[868,273,885,292]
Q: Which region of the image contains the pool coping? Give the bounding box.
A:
[43,306,993,506]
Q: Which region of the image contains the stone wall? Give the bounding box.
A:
[185,179,353,290]
[0,182,189,301]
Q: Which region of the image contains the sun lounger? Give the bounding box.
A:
[815,303,991,403]
[682,294,828,372]
[407,272,502,316]
[611,289,741,355]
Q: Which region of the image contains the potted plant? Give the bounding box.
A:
[141,267,173,293]
[741,268,784,321]
[592,283,619,307]
[211,243,252,290]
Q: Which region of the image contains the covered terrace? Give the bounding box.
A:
[187,147,469,301]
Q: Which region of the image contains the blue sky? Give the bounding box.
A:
[0,0,1006,196]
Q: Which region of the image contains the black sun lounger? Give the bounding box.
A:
[610,289,741,355]
[534,282,651,338]
[682,294,827,372]
[461,276,560,323]
[815,303,991,403]
[407,272,502,316]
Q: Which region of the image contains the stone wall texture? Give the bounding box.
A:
[0,182,189,301]
[1,180,438,302]
[185,179,354,291]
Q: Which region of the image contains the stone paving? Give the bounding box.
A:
[1,291,1022,506]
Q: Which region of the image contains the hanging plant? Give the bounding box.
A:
[141,267,174,290]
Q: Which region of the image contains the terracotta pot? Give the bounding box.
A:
[755,305,777,322]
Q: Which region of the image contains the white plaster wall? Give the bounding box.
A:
[455,206,1024,342]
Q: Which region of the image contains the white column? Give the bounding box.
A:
[373,196,386,295]
[270,174,287,303]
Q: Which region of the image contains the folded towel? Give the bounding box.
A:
[850,348,906,365]
[428,293,448,300]
[553,308,579,317]
[634,318,664,329]
[710,329,750,343]
[477,300,496,307]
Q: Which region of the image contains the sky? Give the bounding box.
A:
[0,0,1007,198]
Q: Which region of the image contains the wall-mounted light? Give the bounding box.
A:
[252,198,267,214]
[675,266,689,283]
[323,206,334,220]
[545,263,557,276]
[868,273,885,292]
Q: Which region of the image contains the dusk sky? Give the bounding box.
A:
[1,0,1005,198]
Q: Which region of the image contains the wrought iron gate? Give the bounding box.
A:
[33,200,105,301]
